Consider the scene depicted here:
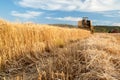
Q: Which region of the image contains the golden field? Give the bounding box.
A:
[0,19,90,59]
[0,19,120,80]
[0,19,91,79]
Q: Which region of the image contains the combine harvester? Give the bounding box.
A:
[78,17,94,34]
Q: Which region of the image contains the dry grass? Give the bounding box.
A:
[110,33,120,44]
[5,33,119,80]
[0,19,120,80]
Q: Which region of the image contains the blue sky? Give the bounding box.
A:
[0,0,120,26]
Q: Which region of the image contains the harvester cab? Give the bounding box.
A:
[78,17,94,34]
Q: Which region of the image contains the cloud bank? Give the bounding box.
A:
[46,16,82,22]
[113,23,120,26]
[11,11,43,19]
[17,0,120,12]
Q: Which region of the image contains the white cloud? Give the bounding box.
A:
[46,16,82,22]
[11,11,43,19]
[112,23,120,26]
[17,0,120,12]
[104,14,116,17]
[101,11,120,17]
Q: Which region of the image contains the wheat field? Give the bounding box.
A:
[0,19,120,80]
[0,19,91,79]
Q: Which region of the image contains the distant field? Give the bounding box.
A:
[50,24,120,33]
[94,26,120,33]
